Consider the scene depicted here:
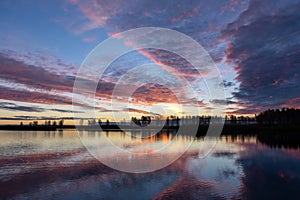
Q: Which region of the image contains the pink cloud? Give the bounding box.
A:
[0,86,73,105]
[66,0,128,34]
[282,97,300,109]
[83,35,97,43]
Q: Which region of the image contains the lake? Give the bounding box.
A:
[1,130,300,199]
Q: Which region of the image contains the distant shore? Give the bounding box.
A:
[0,124,300,135]
[0,125,74,131]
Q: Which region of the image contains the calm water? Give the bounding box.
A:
[1,130,300,200]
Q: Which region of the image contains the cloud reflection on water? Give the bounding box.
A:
[0,130,300,199]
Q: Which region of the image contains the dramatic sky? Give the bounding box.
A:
[0,0,300,123]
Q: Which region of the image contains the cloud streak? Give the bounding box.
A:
[0,102,44,112]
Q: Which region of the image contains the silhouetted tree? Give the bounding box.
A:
[256,108,300,125]
[166,117,169,126]
[141,116,151,126]
[176,117,180,126]
[230,115,237,124]
[59,120,64,127]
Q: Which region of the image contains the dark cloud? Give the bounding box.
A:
[223,0,300,110]
[0,86,73,105]
[123,107,161,116]
[49,109,84,113]
[0,53,74,92]
[223,81,235,88]
[0,102,44,112]
[226,107,264,115]
[0,49,78,75]
[0,53,123,107]
[1,116,89,121]
[210,99,237,105]
[0,101,86,114]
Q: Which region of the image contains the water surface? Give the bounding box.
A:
[1,130,300,199]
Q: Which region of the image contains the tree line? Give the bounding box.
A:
[18,108,300,126]
[20,120,64,126]
[256,108,300,125]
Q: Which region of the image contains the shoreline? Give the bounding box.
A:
[0,124,299,135]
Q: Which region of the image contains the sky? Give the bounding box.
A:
[0,0,300,124]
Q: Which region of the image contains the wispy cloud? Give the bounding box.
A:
[0,102,44,112]
[0,53,74,92]
[0,101,85,114]
[123,107,162,116]
[0,116,88,121]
